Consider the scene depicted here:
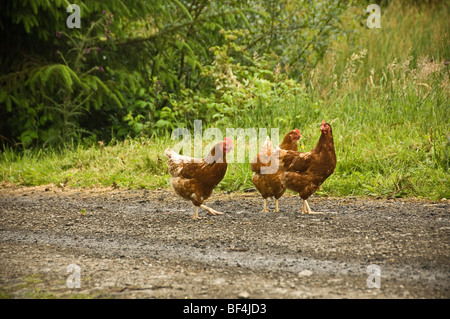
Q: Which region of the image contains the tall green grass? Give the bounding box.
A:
[222,1,450,199]
[1,1,449,199]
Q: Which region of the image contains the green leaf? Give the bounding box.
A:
[135,100,149,109]
[171,0,193,21]
[156,119,171,128]
[236,9,251,31]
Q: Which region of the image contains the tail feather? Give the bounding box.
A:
[164,148,174,159]
[164,148,193,164]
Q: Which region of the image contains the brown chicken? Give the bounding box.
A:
[251,129,301,212]
[278,120,336,214]
[164,137,233,219]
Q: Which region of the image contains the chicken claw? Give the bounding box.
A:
[200,204,224,216]
[191,215,206,220]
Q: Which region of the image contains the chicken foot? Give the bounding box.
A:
[191,205,224,220]
[200,204,224,216]
[261,198,280,213]
[302,199,324,215]
[191,206,202,220]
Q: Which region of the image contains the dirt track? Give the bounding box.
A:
[0,186,449,299]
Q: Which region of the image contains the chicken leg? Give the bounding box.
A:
[302,199,323,214]
[261,199,269,213]
[274,198,280,212]
[191,206,201,220]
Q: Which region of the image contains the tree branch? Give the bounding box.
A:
[114,8,249,47]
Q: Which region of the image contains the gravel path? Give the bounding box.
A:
[0,186,448,298]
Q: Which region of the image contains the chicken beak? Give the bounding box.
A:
[225,144,233,153]
[320,119,326,132]
[223,137,233,153]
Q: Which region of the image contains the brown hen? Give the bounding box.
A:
[278,121,336,214]
[164,137,233,219]
[251,129,301,212]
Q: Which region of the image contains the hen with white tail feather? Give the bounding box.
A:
[164,137,233,219]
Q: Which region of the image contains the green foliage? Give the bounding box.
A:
[1,0,351,147]
[0,3,128,147]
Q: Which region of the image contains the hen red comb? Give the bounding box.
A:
[295,128,300,135]
[224,137,233,145]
